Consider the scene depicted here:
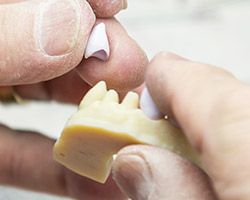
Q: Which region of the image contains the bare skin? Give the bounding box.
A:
[0,0,147,199]
[0,0,147,90]
[113,52,250,200]
[2,1,249,199]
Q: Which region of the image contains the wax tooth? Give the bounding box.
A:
[85,23,110,61]
[140,87,164,120]
[79,81,107,108]
[103,90,119,102]
[122,92,139,109]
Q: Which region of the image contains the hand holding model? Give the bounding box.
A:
[1,1,249,200]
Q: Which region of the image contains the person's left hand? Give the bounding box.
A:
[0,0,148,199]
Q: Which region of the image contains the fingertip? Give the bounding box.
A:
[146,52,188,84]
[87,0,127,18]
[145,52,190,116]
[78,18,148,92]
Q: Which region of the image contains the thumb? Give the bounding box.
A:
[112,145,216,200]
[0,0,95,85]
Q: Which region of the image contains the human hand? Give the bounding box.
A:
[112,52,250,200]
[0,0,147,199]
[0,0,147,96]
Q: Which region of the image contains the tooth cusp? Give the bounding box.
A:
[79,81,107,108]
[103,89,119,102]
[121,92,139,109]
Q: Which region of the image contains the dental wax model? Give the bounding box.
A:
[53,81,198,183]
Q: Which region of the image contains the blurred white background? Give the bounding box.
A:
[0,0,250,199]
[118,0,250,82]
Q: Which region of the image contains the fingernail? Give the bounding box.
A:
[140,87,164,120]
[122,0,128,9]
[113,155,152,200]
[39,0,80,56]
[84,23,110,61]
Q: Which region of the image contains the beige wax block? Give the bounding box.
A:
[53,81,199,184]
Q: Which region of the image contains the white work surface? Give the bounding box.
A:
[0,0,250,199]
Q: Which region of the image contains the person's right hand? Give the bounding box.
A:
[112,52,250,200]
